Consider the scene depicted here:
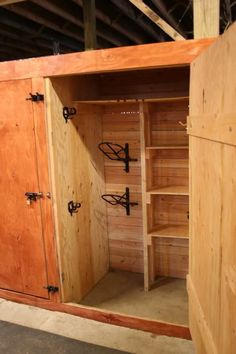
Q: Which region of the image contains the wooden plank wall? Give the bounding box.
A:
[148,149,189,189]
[153,194,189,279]
[102,103,188,278]
[102,103,143,273]
[99,68,189,100]
[149,100,189,147]
[45,78,109,303]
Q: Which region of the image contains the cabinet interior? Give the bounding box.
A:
[45,66,190,325]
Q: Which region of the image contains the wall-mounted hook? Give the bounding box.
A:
[68,200,81,216]
[98,142,137,173]
[102,187,138,216]
[63,107,77,123]
[178,121,187,129]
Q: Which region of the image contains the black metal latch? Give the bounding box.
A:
[68,200,81,216]
[44,285,59,293]
[63,107,77,123]
[25,192,43,205]
[26,92,44,102]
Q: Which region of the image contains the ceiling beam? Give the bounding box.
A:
[110,0,164,41]
[0,8,83,51]
[150,0,187,38]
[5,4,85,43]
[29,0,127,47]
[128,0,185,40]
[73,0,143,44]
[0,0,25,5]
[224,0,233,27]
[193,0,220,38]
[82,0,96,50]
[0,36,39,54]
[0,24,70,55]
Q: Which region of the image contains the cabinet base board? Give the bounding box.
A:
[0,289,191,341]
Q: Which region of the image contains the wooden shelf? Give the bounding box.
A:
[148,224,189,239]
[146,146,188,150]
[147,185,189,196]
[73,96,189,105]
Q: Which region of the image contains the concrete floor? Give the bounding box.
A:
[81,271,188,326]
[0,321,128,354]
[0,299,195,354]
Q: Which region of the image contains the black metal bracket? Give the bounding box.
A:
[26,92,44,102]
[63,107,77,123]
[68,200,81,216]
[102,187,138,216]
[44,285,59,293]
[98,142,137,173]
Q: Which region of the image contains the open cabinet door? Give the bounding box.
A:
[188,24,236,354]
[45,78,109,303]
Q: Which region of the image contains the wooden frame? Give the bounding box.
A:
[0,38,215,339]
[0,288,191,340]
[0,38,213,81]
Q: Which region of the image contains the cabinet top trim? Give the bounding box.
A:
[0,38,214,82]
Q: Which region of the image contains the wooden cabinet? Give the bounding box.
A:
[4,34,236,349]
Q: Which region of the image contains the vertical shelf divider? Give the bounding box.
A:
[140,102,155,291]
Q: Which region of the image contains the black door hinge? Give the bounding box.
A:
[26,92,44,102]
[44,285,59,293]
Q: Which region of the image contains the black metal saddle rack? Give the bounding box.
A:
[98,142,137,173]
[102,187,138,216]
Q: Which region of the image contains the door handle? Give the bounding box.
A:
[25,192,43,205]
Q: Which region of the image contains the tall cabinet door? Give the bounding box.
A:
[188,25,236,354]
[0,79,51,298]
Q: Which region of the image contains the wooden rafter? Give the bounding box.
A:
[128,0,185,41]
[193,0,220,38]
[83,0,97,50]
[151,0,186,38]
[0,0,25,5]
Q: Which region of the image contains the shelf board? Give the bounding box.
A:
[147,185,189,196]
[146,146,188,150]
[73,96,189,105]
[148,224,189,239]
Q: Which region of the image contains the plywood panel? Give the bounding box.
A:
[0,79,48,298]
[149,100,189,147]
[151,195,189,226]
[45,78,108,302]
[0,38,214,81]
[154,238,189,279]
[147,149,189,190]
[189,23,236,354]
[99,67,189,100]
[102,103,143,274]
